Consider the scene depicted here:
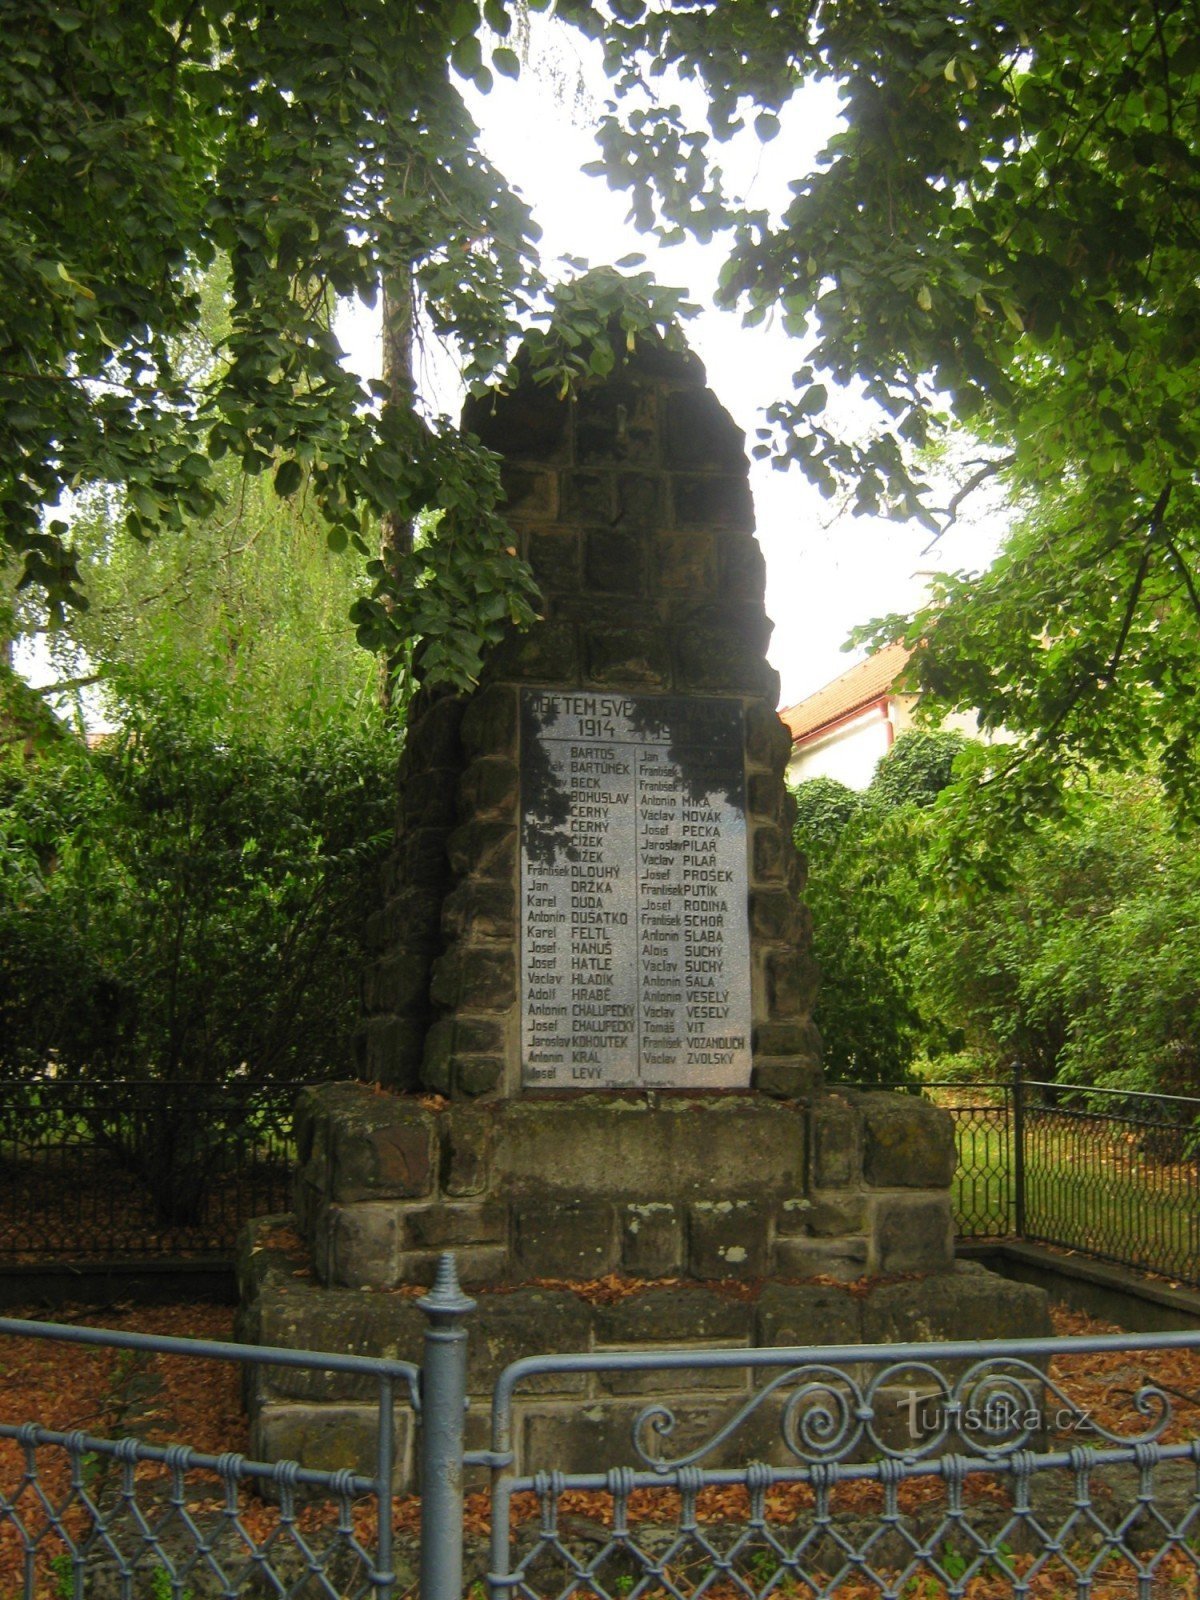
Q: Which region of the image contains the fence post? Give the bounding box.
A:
[1011,1059,1026,1239]
[418,1252,476,1600]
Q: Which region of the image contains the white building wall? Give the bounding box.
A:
[786,706,892,791]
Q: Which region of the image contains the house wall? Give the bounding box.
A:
[786,703,892,790]
[788,699,990,793]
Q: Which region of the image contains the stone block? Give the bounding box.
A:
[672,473,754,531]
[250,1403,413,1489]
[441,879,515,942]
[563,470,615,522]
[457,757,518,820]
[615,471,665,528]
[488,621,579,682]
[459,685,518,759]
[746,775,783,823]
[752,825,787,885]
[585,527,644,595]
[404,692,465,768]
[512,1198,617,1278]
[678,600,771,652]
[595,1355,746,1396]
[463,384,571,463]
[774,1197,813,1238]
[688,1200,770,1277]
[467,1290,593,1395]
[748,889,795,941]
[441,1106,493,1195]
[619,1203,684,1278]
[675,628,770,693]
[500,463,558,521]
[752,1021,819,1059]
[456,1056,506,1097]
[592,1286,753,1346]
[664,389,746,473]
[775,1235,869,1282]
[805,1192,869,1237]
[744,703,788,766]
[653,532,716,595]
[360,1017,425,1091]
[809,1095,862,1189]
[244,1256,425,1402]
[402,768,460,828]
[752,1060,824,1100]
[755,1283,861,1350]
[718,533,767,601]
[446,820,517,881]
[584,625,671,688]
[397,825,450,888]
[326,1201,404,1289]
[428,944,515,1010]
[870,1194,955,1275]
[521,1396,738,1477]
[426,1243,508,1287]
[575,381,658,467]
[527,528,581,594]
[861,1262,1053,1348]
[325,1091,436,1203]
[403,1201,507,1250]
[765,947,820,1019]
[493,1097,807,1203]
[860,1093,957,1189]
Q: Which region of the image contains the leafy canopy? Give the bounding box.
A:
[8,0,1200,765]
[2,1,687,690]
[587,0,1200,817]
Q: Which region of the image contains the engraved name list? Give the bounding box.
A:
[520,691,752,1090]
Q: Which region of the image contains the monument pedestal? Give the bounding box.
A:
[237,317,1049,1484]
[287,1082,962,1291]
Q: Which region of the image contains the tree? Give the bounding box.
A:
[9,0,1200,775]
[914,772,1200,1093]
[0,669,394,1218]
[587,1,1200,824]
[1,1,696,691]
[791,730,968,1083]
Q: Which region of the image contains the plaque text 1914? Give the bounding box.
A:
[520,691,752,1090]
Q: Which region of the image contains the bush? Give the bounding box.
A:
[0,676,394,1219]
[790,731,972,1085]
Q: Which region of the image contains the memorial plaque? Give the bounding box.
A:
[520,690,752,1089]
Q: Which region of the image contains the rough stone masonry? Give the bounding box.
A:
[238,330,1048,1484]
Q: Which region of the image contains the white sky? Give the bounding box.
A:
[340,18,1006,710]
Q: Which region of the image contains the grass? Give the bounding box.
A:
[935,1089,1200,1285]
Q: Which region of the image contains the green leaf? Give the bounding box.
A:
[273,459,303,497]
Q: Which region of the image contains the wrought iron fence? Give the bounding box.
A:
[0,1317,418,1599]
[0,1078,317,1260]
[895,1066,1200,1287]
[485,1322,1200,1600]
[6,1253,1200,1600]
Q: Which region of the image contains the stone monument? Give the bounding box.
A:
[238,329,1047,1482]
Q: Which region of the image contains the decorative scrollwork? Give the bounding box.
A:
[627,1351,1177,1474]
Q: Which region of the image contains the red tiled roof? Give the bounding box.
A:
[780,641,912,745]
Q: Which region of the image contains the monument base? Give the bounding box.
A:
[235,1081,1051,1484]
[238,1229,1049,1488]
[289,1081,966,1288]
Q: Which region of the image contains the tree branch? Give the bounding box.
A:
[922,453,1016,553]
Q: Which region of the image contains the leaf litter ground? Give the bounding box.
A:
[0,1300,1198,1597]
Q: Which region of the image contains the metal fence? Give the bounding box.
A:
[0,1078,311,1259]
[911,1066,1200,1287]
[6,1254,1200,1600]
